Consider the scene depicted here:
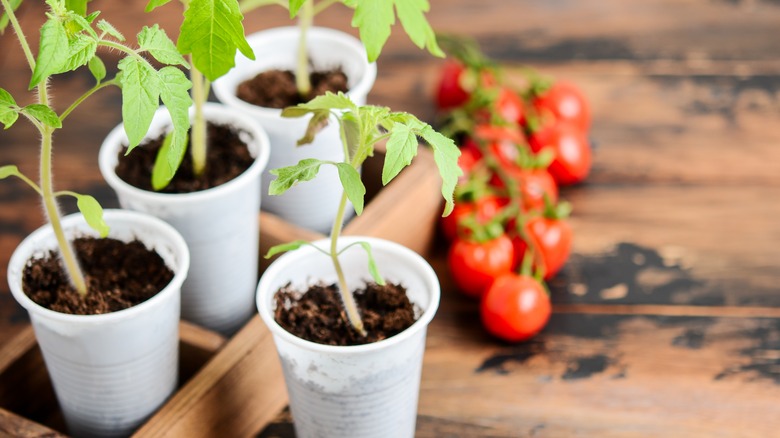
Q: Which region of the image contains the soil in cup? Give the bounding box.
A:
[22,237,174,315]
[236,69,348,109]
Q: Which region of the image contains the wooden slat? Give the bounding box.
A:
[0,407,65,438]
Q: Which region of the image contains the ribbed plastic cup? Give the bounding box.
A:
[256,237,440,438]
[7,210,190,438]
[213,27,377,234]
[99,103,270,336]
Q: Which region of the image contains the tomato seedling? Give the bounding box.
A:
[145,0,254,189]
[1,0,191,296]
[265,92,461,335]
[238,0,443,98]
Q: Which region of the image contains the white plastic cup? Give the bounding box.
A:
[213,27,377,234]
[256,237,440,438]
[99,103,270,336]
[7,210,190,438]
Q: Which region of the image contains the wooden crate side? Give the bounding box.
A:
[0,407,66,438]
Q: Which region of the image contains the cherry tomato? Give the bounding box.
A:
[511,216,572,280]
[436,61,470,109]
[441,194,504,241]
[496,87,525,125]
[533,81,590,131]
[491,166,558,211]
[529,122,591,186]
[481,273,551,342]
[456,146,481,183]
[448,234,514,298]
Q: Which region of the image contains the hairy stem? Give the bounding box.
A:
[1,0,35,71]
[329,190,366,336]
[41,127,88,296]
[2,0,86,293]
[295,0,313,97]
[191,64,208,176]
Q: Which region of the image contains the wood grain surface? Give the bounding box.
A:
[2,0,780,436]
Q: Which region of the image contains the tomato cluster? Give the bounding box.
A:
[434,37,592,342]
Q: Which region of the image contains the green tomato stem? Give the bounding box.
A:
[295,0,313,97]
[239,0,287,13]
[191,64,208,176]
[40,127,88,296]
[60,79,117,122]
[329,190,367,337]
[1,0,35,72]
[2,0,86,294]
[312,0,339,16]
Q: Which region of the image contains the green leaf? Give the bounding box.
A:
[145,0,173,12]
[281,91,357,117]
[138,25,188,67]
[281,92,357,145]
[73,193,109,237]
[65,0,91,16]
[178,0,255,82]
[57,32,97,73]
[342,112,361,162]
[88,55,106,82]
[351,0,394,62]
[288,0,307,18]
[151,130,187,190]
[0,88,19,129]
[0,0,23,34]
[264,240,309,259]
[268,158,326,195]
[0,164,21,180]
[157,65,193,168]
[85,11,100,23]
[118,57,161,150]
[394,0,443,57]
[335,163,365,215]
[22,104,62,128]
[356,241,385,285]
[382,123,418,185]
[30,18,69,89]
[96,19,125,41]
[419,125,461,216]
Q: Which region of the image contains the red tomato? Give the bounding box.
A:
[436,61,470,109]
[511,216,572,280]
[481,273,551,342]
[496,87,525,125]
[529,122,591,186]
[440,195,504,241]
[448,234,514,298]
[491,166,558,211]
[533,81,590,131]
[456,146,481,183]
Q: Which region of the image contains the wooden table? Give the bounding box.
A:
[2,0,780,436]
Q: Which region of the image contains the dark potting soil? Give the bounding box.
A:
[23,237,174,315]
[236,69,349,109]
[273,282,419,346]
[115,122,254,193]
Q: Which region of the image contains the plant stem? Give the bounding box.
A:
[312,0,339,15]
[2,0,87,295]
[40,127,88,296]
[60,79,117,122]
[191,63,208,176]
[1,0,35,71]
[295,0,313,97]
[329,190,366,336]
[239,0,287,13]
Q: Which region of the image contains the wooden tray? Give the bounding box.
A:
[0,144,443,437]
